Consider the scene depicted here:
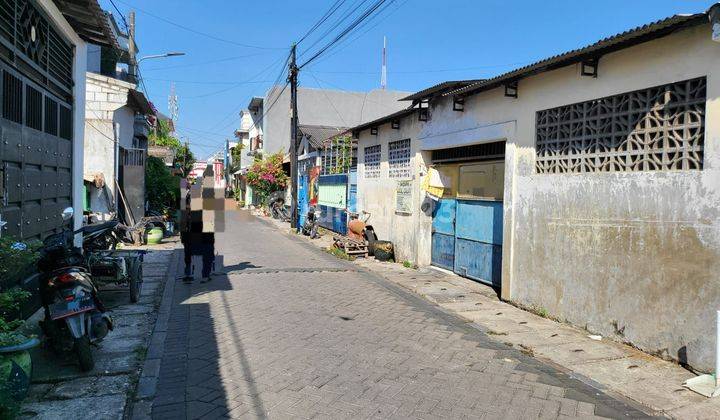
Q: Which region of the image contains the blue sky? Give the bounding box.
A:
[99,0,716,158]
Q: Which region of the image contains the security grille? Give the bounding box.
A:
[0,0,74,99]
[536,77,706,173]
[363,144,381,178]
[25,83,41,130]
[44,96,57,135]
[3,70,22,122]
[388,139,411,179]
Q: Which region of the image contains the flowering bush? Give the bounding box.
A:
[245,152,288,206]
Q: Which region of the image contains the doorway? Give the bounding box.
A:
[430,143,505,287]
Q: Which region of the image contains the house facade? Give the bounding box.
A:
[84,72,153,223]
[353,6,720,372]
[0,0,117,240]
[263,86,410,157]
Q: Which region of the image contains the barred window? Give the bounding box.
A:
[364,145,381,178]
[536,77,706,174]
[388,139,411,179]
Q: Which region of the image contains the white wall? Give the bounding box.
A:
[356,113,432,265]
[84,73,138,217]
[421,23,720,371]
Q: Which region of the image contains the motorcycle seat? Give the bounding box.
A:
[80,221,119,235]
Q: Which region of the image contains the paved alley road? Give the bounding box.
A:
[147,209,650,420]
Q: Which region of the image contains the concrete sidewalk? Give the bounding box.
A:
[262,214,720,419]
[20,239,180,419]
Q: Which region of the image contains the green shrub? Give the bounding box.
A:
[145,156,180,214]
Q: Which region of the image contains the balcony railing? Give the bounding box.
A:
[120,147,146,167]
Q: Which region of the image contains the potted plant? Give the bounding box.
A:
[0,238,41,413]
[0,287,39,413]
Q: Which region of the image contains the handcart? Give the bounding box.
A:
[85,249,146,303]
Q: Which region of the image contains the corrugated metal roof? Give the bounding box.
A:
[350,107,416,134]
[299,125,349,149]
[54,0,120,49]
[400,80,483,102]
[448,9,712,98]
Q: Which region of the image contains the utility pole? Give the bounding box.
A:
[289,43,299,229]
[128,11,137,83]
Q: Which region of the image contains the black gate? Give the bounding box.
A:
[0,0,75,239]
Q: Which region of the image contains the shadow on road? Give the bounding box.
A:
[152,254,266,418]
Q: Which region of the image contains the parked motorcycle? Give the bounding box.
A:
[301,206,321,239]
[37,207,113,372]
[80,219,145,303]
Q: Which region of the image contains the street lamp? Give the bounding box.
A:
[137,52,186,63]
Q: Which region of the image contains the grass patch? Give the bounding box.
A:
[402,260,417,269]
[325,247,355,261]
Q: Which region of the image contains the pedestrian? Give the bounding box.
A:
[179,166,218,283]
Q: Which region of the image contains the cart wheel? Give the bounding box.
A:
[129,259,142,303]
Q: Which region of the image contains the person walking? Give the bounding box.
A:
[180,166,218,283]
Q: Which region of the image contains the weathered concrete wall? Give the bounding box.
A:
[421,24,720,371]
[263,86,410,158]
[84,72,136,215]
[356,113,433,265]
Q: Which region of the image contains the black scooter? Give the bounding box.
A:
[38,207,113,371]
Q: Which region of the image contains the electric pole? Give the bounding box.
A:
[289,44,299,229]
[128,11,136,83]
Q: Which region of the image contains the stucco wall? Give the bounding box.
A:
[357,114,433,265]
[84,72,137,215]
[421,23,720,371]
[263,86,410,158]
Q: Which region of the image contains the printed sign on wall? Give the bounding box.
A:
[396,180,413,214]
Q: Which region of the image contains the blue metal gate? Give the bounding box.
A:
[432,199,503,287]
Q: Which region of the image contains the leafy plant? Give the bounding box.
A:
[0,237,40,285]
[402,260,417,269]
[325,246,355,261]
[149,120,196,175]
[0,287,31,347]
[245,152,288,206]
[145,156,181,214]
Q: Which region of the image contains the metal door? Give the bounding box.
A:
[0,1,75,241]
[298,173,308,227]
[431,199,456,270]
[453,200,503,287]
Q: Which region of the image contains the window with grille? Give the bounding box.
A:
[536,77,706,173]
[44,96,58,135]
[25,84,42,130]
[364,144,381,178]
[388,139,411,179]
[3,70,22,123]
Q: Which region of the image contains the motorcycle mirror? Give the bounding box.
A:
[61,207,74,221]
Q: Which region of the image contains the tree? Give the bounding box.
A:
[229,143,245,174]
[145,156,180,213]
[245,152,288,206]
[149,119,195,176]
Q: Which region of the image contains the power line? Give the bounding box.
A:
[142,78,274,86]
[297,0,348,44]
[305,0,406,69]
[115,0,285,50]
[299,0,394,69]
[141,53,267,72]
[203,51,291,134]
[298,0,371,60]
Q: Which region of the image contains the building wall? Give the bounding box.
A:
[421,24,720,371]
[84,72,137,216]
[263,86,410,158]
[357,114,432,265]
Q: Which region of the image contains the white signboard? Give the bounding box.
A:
[395,180,413,214]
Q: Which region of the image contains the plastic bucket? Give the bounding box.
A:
[146,227,163,244]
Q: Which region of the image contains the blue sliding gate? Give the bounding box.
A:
[431,199,503,287]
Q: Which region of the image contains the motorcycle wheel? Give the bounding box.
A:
[128,258,142,303]
[74,336,94,371]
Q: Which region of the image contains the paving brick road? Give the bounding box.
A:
[146,209,651,420]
